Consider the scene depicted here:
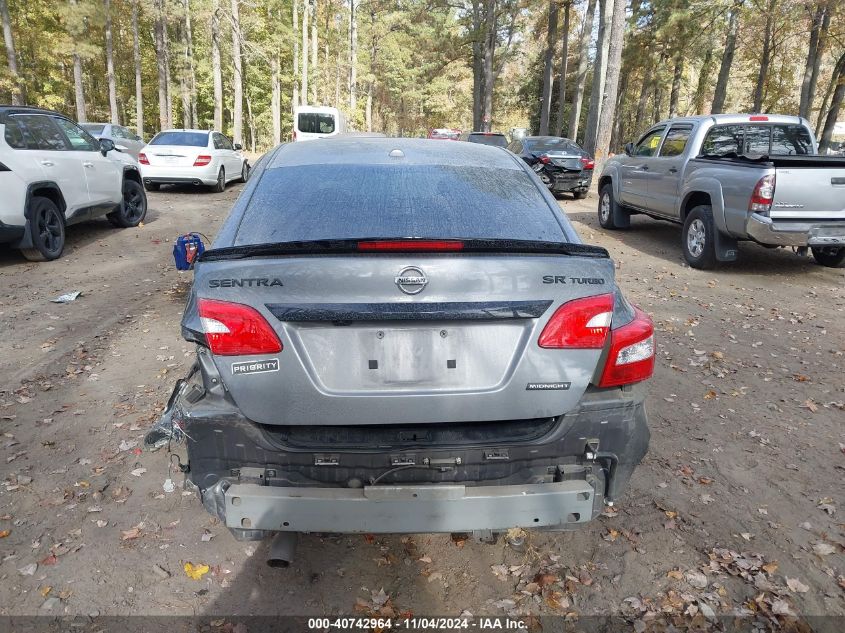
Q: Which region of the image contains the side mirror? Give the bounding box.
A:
[233,143,242,151]
[624,142,634,156]
[99,138,116,155]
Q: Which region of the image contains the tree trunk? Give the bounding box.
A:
[692,46,713,114]
[366,86,373,132]
[751,0,776,112]
[163,12,172,128]
[668,54,683,117]
[245,92,256,152]
[471,0,483,130]
[711,1,740,114]
[567,0,596,140]
[349,0,357,112]
[555,0,571,136]
[634,67,650,132]
[594,0,625,162]
[69,0,86,122]
[582,0,610,154]
[179,66,190,128]
[301,0,309,106]
[610,69,627,151]
[155,0,170,131]
[132,0,143,137]
[818,52,845,153]
[231,0,243,145]
[293,0,299,112]
[184,0,197,127]
[0,0,22,104]
[799,1,830,120]
[480,0,496,132]
[538,0,559,135]
[271,55,281,144]
[212,0,223,130]
[311,0,318,104]
[104,0,119,123]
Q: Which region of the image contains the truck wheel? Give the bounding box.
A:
[107,179,148,228]
[21,196,65,262]
[239,161,250,183]
[598,184,628,230]
[682,205,718,269]
[811,246,845,268]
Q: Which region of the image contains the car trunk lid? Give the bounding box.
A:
[145,145,204,167]
[185,241,616,426]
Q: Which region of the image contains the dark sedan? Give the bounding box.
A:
[508,136,594,199]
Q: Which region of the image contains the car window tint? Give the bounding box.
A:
[771,125,812,155]
[80,124,105,135]
[113,126,130,140]
[16,115,70,151]
[212,133,224,149]
[701,125,742,155]
[743,126,771,155]
[220,135,234,150]
[3,118,27,149]
[530,138,582,153]
[466,134,508,147]
[235,164,566,245]
[298,113,335,134]
[53,118,99,151]
[659,126,692,157]
[633,128,665,156]
[150,131,209,146]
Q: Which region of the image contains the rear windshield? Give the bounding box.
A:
[298,113,335,134]
[149,131,209,147]
[526,138,582,153]
[234,164,565,245]
[466,134,508,147]
[701,124,813,156]
[80,124,105,135]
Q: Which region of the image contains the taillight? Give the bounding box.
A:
[598,308,655,388]
[194,155,212,166]
[538,294,614,349]
[749,174,775,215]
[581,157,595,170]
[538,155,551,165]
[357,240,464,252]
[138,153,149,165]
[197,299,282,356]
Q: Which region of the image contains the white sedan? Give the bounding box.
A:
[139,129,249,192]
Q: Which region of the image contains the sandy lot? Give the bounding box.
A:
[0,182,842,628]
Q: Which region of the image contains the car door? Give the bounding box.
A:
[618,126,665,209]
[219,133,240,178]
[648,124,693,217]
[52,117,123,210]
[14,114,91,219]
[211,132,228,177]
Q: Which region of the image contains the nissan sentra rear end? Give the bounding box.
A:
[155,138,653,545]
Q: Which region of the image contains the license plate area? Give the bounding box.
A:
[293,322,528,393]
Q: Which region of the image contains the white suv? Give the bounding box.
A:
[138,129,249,192]
[0,106,146,261]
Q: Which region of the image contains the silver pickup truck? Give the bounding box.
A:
[597,114,845,269]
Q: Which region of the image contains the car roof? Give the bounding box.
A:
[466,131,506,136]
[0,105,68,123]
[648,114,808,128]
[156,128,212,134]
[523,136,579,143]
[267,137,520,170]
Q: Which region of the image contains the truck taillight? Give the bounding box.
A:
[194,155,212,166]
[538,155,551,165]
[538,294,614,349]
[749,174,776,215]
[598,308,655,388]
[198,299,282,356]
[138,153,149,165]
[581,157,595,170]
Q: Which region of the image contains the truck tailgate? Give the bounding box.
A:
[772,162,845,222]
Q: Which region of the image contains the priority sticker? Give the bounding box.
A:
[231,359,280,375]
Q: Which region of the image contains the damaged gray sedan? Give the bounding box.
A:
[152,138,654,563]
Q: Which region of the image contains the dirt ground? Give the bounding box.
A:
[0,182,843,628]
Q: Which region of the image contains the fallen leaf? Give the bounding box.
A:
[18,563,37,576]
[685,570,708,589]
[762,562,779,574]
[802,400,818,413]
[770,599,794,616]
[603,528,620,542]
[0,529,10,538]
[786,577,809,593]
[534,572,559,587]
[39,554,58,566]
[121,527,142,541]
[812,542,836,556]
[184,562,210,580]
[130,467,147,477]
[667,569,684,580]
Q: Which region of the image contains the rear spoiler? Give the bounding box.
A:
[198,238,609,262]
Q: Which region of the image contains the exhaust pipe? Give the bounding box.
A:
[267,531,299,568]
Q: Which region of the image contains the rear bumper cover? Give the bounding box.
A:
[156,355,649,535]
[745,213,845,247]
[0,220,25,245]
